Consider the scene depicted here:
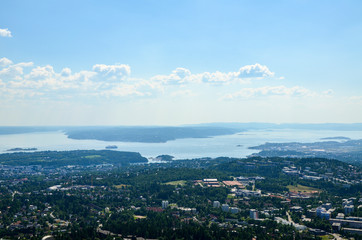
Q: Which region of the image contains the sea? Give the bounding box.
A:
[0,129,361,161]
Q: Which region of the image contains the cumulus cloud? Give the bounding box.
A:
[152,67,192,85]
[222,85,314,100]
[237,63,274,78]
[0,28,12,37]
[92,64,131,80]
[152,63,274,85]
[0,57,13,67]
[2,58,324,103]
[60,68,72,77]
[0,57,158,99]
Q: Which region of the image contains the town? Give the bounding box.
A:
[0,150,360,239]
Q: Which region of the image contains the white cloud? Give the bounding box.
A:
[151,67,192,85]
[27,65,55,80]
[173,67,191,78]
[0,65,24,80]
[152,63,274,85]
[92,64,131,80]
[2,58,326,104]
[0,57,13,67]
[0,57,161,99]
[222,85,315,100]
[237,63,274,78]
[60,68,72,77]
[0,28,12,37]
[200,71,233,84]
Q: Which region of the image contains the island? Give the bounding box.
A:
[6,147,38,152]
[105,145,118,149]
[65,126,240,143]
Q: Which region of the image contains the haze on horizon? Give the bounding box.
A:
[0,1,362,126]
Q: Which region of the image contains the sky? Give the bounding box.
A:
[0,0,362,126]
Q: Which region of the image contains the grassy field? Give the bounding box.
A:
[114,184,131,189]
[320,235,333,240]
[165,180,187,186]
[287,184,320,193]
[227,194,236,199]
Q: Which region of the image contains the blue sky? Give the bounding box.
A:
[0,0,362,125]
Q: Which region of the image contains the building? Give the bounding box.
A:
[223,181,244,187]
[221,204,229,212]
[321,211,330,220]
[332,222,341,231]
[213,201,220,208]
[343,199,353,207]
[236,189,261,197]
[230,207,240,214]
[322,203,332,210]
[162,200,169,209]
[344,205,354,215]
[203,179,218,182]
[329,218,362,229]
[290,206,303,212]
[250,209,258,220]
[316,206,331,220]
[316,207,326,217]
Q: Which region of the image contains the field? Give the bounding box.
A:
[114,184,131,189]
[165,180,187,186]
[287,184,320,193]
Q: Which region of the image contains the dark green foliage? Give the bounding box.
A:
[0,150,147,166]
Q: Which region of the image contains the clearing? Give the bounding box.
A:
[287,184,320,193]
[165,180,187,186]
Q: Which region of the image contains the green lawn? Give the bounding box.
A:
[114,184,131,189]
[320,235,333,240]
[165,180,187,186]
[287,184,320,193]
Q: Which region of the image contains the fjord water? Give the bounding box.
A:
[0,129,361,160]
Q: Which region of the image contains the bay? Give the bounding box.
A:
[0,129,361,160]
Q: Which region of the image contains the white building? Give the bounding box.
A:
[221,204,229,212]
[321,211,330,220]
[250,209,258,220]
[230,207,240,214]
[236,189,261,197]
[213,201,220,208]
[203,179,218,182]
[162,200,169,209]
[344,205,354,215]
